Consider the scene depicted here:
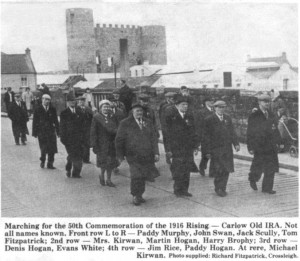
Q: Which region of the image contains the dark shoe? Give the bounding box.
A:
[215,188,226,197]
[138,196,146,203]
[47,164,56,170]
[72,175,82,179]
[16,143,20,145]
[133,196,141,206]
[40,162,45,169]
[250,180,258,191]
[66,171,71,178]
[262,190,276,194]
[199,168,205,176]
[182,192,193,197]
[99,176,105,186]
[106,180,116,187]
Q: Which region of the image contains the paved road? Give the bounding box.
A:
[1,117,298,217]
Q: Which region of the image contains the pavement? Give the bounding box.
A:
[1,117,298,217]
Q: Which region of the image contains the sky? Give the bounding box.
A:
[1,0,298,72]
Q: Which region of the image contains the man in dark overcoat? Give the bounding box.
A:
[138,93,159,138]
[196,97,215,177]
[32,94,59,169]
[76,96,94,163]
[115,103,160,206]
[159,92,176,163]
[4,87,15,112]
[247,94,281,194]
[119,80,134,114]
[8,93,29,145]
[202,100,240,197]
[165,95,199,197]
[60,94,85,178]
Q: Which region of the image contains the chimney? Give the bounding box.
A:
[282,52,287,60]
[25,48,31,58]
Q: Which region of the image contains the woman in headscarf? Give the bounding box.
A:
[90,100,118,187]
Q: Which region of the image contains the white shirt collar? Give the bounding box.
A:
[176,108,185,118]
[215,113,224,121]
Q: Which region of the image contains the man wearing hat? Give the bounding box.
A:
[202,100,240,197]
[119,80,134,114]
[32,94,60,169]
[138,93,159,138]
[8,93,29,145]
[196,96,216,177]
[111,89,126,113]
[76,96,94,163]
[116,102,160,206]
[165,94,199,197]
[247,94,281,194]
[4,87,15,113]
[60,93,85,178]
[159,92,176,163]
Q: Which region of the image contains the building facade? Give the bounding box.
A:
[1,48,37,92]
[66,8,167,74]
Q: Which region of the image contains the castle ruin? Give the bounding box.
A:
[66,8,167,74]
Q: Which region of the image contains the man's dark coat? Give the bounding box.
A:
[247,109,281,173]
[8,101,29,137]
[202,114,239,173]
[32,105,59,154]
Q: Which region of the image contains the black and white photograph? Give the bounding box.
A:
[1,0,299,260]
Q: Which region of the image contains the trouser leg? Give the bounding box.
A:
[262,171,275,192]
[182,172,190,193]
[40,151,46,163]
[14,135,20,144]
[72,158,83,177]
[65,155,72,172]
[131,178,146,196]
[83,145,90,162]
[20,133,26,143]
[199,155,208,171]
[48,153,55,164]
[209,158,216,177]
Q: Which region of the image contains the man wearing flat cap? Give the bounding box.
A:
[76,96,94,163]
[32,94,60,169]
[196,96,216,177]
[60,93,85,178]
[119,80,134,115]
[202,100,240,197]
[165,94,199,197]
[115,102,160,206]
[8,93,29,145]
[247,94,281,194]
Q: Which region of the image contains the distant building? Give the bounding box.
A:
[129,61,165,77]
[1,48,37,92]
[66,8,167,74]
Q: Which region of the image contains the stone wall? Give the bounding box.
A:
[1,74,37,92]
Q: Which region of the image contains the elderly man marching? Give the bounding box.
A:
[202,100,240,197]
[60,94,85,178]
[165,94,199,197]
[247,94,281,194]
[116,103,160,206]
[76,96,94,164]
[90,100,118,187]
[32,94,60,169]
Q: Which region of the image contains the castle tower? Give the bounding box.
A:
[141,25,167,65]
[66,8,96,73]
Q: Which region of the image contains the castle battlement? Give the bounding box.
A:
[95,23,141,29]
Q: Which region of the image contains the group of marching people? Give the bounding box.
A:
[6,82,281,206]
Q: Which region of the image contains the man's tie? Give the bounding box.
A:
[138,119,143,130]
[264,111,268,119]
[45,106,48,112]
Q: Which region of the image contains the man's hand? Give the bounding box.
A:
[235,145,240,152]
[205,154,211,159]
[248,150,254,155]
[154,154,160,162]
